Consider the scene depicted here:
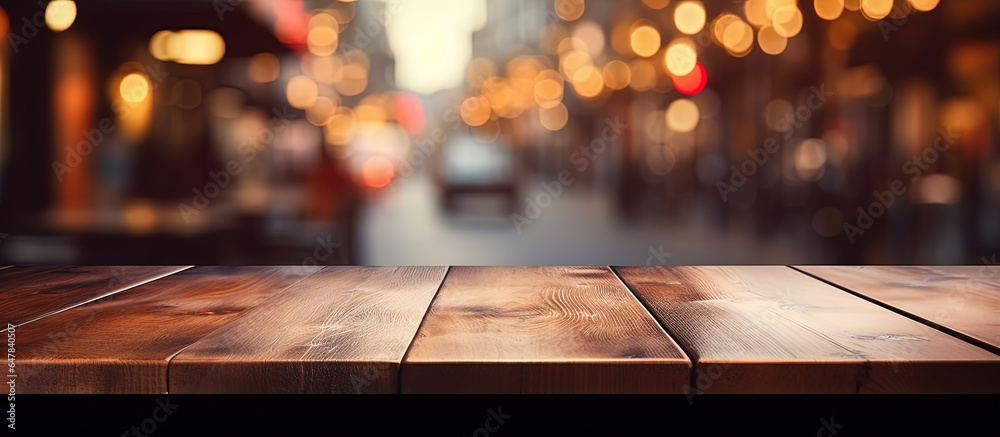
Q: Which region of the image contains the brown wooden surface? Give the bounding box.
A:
[170,266,447,394]
[796,265,1000,354]
[15,266,321,393]
[401,266,690,393]
[616,266,1000,394]
[0,266,191,326]
[0,266,13,272]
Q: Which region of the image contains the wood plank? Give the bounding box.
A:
[15,266,321,394]
[796,265,1000,354]
[169,266,447,394]
[616,266,1000,394]
[401,266,690,394]
[0,266,191,326]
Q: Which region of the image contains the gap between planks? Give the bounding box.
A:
[610,266,700,394]
[789,265,1000,356]
[162,265,331,394]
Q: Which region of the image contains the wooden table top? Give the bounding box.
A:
[3,266,998,394]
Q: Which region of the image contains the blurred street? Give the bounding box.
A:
[359,166,817,265]
[0,0,997,265]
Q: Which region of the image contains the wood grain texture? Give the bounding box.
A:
[401,266,690,394]
[0,266,191,326]
[616,266,1000,394]
[169,266,447,394]
[15,266,321,394]
[796,265,1000,353]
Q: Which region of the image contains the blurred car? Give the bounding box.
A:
[436,133,518,211]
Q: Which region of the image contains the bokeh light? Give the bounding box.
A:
[119,73,150,103]
[664,38,697,76]
[674,2,706,35]
[666,99,700,133]
[286,75,319,109]
[630,23,661,58]
[671,62,707,95]
[45,0,76,32]
[539,102,569,131]
[814,0,845,21]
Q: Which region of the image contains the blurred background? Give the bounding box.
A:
[0,0,997,265]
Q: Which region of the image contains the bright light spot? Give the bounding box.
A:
[572,20,605,58]
[388,0,487,95]
[772,6,803,38]
[45,1,76,32]
[674,2,706,35]
[307,27,339,57]
[559,49,592,79]
[603,60,631,91]
[555,0,585,21]
[766,0,797,18]
[721,18,754,56]
[907,0,939,12]
[325,107,357,146]
[150,30,226,65]
[539,102,569,131]
[119,73,150,103]
[745,0,770,28]
[758,25,788,55]
[671,62,707,95]
[571,65,604,98]
[860,0,893,20]
[361,156,395,188]
[664,38,697,76]
[814,0,845,21]
[666,99,700,133]
[642,0,671,10]
[286,75,318,109]
[630,24,661,58]
[460,96,491,127]
[394,93,427,135]
[794,138,828,181]
[306,96,337,126]
[534,71,564,108]
[337,65,369,96]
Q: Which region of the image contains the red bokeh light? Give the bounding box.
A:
[671,62,707,96]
